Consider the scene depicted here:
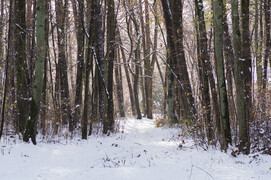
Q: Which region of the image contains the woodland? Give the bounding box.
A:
[0,0,270,156]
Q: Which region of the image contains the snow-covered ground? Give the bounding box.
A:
[0,118,270,180]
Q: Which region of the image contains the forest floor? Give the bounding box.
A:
[0,118,270,180]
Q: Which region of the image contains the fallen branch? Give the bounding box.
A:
[189,164,215,180]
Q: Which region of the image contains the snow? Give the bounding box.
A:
[1,118,270,180]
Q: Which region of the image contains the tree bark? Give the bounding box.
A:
[115,48,125,117]
[144,0,153,119]
[223,0,236,135]
[55,0,73,131]
[241,0,252,124]
[0,0,13,139]
[23,0,46,144]
[231,0,249,154]
[195,0,214,142]
[104,0,115,134]
[214,0,232,151]
[15,0,28,134]
[73,0,85,128]
[116,27,136,116]
[161,0,178,123]
[263,0,270,90]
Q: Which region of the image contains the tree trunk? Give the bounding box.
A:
[127,1,142,119]
[116,27,136,116]
[55,0,73,131]
[161,0,178,124]
[214,0,232,151]
[23,0,46,144]
[231,0,249,154]
[82,0,95,139]
[93,0,105,125]
[104,0,115,134]
[133,20,142,120]
[263,0,270,90]
[73,0,85,128]
[115,48,125,117]
[144,1,153,119]
[0,0,4,60]
[222,0,236,138]
[138,0,147,117]
[241,0,252,125]
[195,0,214,142]
[15,0,28,134]
[255,0,262,90]
[40,0,49,136]
[171,0,197,122]
[0,0,13,140]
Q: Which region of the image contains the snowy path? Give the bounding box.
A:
[0,118,270,180]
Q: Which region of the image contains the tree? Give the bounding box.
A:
[73,0,85,127]
[116,27,135,116]
[23,0,46,144]
[143,0,153,119]
[15,0,28,134]
[171,0,197,122]
[55,0,73,131]
[115,45,125,118]
[124,0,142,119]
[0,0,4,60]
[162,0,196,124]
[241,0,252,124]
[104,0,115,134]
[195,0,214,142]
[214,0,231,151]
[0,0,13,139]
[161,0,178,123]
[223,0,236,129]
[263,0,270,90]
[82,0,94,139]
[93,0,105,126]
[231,0,250,154]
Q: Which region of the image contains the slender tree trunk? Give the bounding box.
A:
[15,0,28,134]
[241,0,252,125]
[116,27,136,116]
[127,1,142,119]
[55,0,73,131]
[115,48,125,117]
[223,0,236,133]
[93,0,105,125]
[214,0,232,151]
[40,0,49,136]
[73,0,85,127]
[138,0,147,117]
[231,0,249,154]
[49,0,60,134]
[195,0,214,142]
[258,0,264,92]
[255,0,262,90]
[144,1,153,119]
[82,0,95,139]
[263,0,270,90]
[0,0,13,139]
[161,0,178,123]
[104,0,115,134]
[25,0,34,92]
[0,0,4,60]
[171,0,197,122]
[0,53,8,139]
[133,20,142,120]
[23,0,46,144]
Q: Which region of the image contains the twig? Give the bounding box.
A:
[189,164,215,180]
